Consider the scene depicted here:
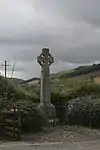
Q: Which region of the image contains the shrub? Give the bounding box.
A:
[0,76,46,133]
[51,83,100,125]
[66,83,100,101]
[68,96,100,128]
[16,101,47,133]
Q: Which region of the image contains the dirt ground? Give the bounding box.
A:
[22,125,100,143]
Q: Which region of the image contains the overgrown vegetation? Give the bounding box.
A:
[51,83,100,125]
[68,96,100,128]
[1,72,100,133]
[0,76,44,133]
[17,102,47,133]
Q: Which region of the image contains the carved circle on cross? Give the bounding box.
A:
[37,49,54,67]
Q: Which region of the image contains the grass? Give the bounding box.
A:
[51,77,85,93]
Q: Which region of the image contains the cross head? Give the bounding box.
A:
[37,48,54,67]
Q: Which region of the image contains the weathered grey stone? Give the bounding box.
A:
[37,48,56,119]
[38,103,56,119]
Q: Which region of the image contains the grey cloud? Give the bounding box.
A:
[34,0,100,27]
[0,0,100,79]
[76,0,100,27]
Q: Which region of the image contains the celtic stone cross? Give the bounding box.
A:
[37,48,54,105]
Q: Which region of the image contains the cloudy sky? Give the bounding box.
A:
[0,0,100,79]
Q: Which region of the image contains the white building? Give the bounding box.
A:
[21,77,40,87]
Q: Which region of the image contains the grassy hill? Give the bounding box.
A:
[8,78,25,85]
[49,63,100,89]
[7,63,100,93]
[56,64,100,79]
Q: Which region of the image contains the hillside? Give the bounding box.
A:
[8,63,100,87]
[58,64,100,79]
[8,78,25,85]
[47,63,100,87]
[50,70,73,79]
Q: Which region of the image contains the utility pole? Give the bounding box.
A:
[1,60,10,100]
[1,60,10,78]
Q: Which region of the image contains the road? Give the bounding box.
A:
[0,140,100,150]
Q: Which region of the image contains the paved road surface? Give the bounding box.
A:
[0,140,100,150]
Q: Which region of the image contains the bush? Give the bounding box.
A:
[66,83,100,100]
[51,83,100,125]
[0,76,46,133]
[68,96,100,128]
[16,101,47,133]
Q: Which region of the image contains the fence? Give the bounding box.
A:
[0,107,21,140]
[55,105,68,123]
